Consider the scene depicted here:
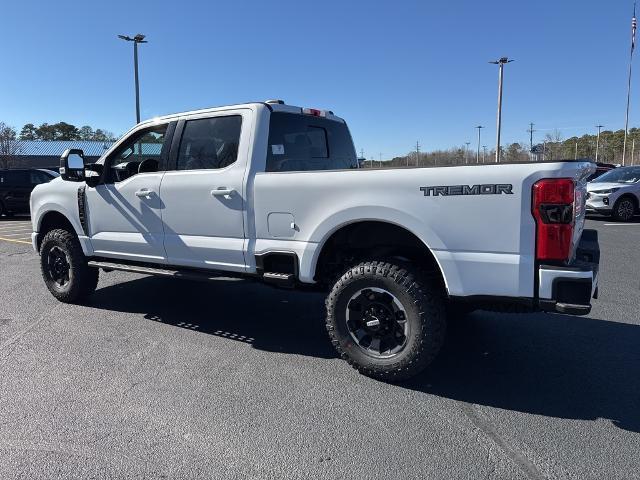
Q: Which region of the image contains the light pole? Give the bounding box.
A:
[464,142,471,163]
[118,33,148,124]
[490,57,513,162]
[482,145,487,163]
[527,122,536,161]
[475,126,484,163]
[595,124,604,162]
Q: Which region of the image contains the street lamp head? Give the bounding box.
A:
[490,57,513,65]
[476,125,484,129]
[118,33,147,43]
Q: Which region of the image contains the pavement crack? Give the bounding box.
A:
[459,402,545,480]
[4,251,31,257]
[0,303,61,366]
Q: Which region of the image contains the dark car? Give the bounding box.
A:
[586,162,618,182]
[0,169,59,217]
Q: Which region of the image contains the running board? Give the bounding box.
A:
[87,260,226,282]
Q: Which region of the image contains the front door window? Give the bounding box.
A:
[105,124,169,183]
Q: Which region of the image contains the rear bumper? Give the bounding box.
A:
[537,229,600,316]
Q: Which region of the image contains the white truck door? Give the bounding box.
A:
[159,110,250,272]
[85,122,173,262]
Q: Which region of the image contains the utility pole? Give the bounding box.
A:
[475,126,484,163]
[490,57,513,162]
[633,138,636,164]
[527,122,536,160]
[118,34,148,124]
[464,142,471,164]
[415,141,420,166]
[482,145,487,163]
[623,3,637,166]
[595,124,604,162]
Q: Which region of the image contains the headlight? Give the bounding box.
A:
[591,188,620,194]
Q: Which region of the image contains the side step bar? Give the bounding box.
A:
[87,260,226,282]
[87,260,297,287]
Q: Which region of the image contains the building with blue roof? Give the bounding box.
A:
[1,140,163,169]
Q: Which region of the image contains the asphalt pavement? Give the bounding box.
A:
[0,217,638,479]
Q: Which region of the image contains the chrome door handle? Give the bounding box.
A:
[211,188,235,196]
[135,188,154,198]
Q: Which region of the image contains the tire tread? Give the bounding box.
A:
[40,228,98,303]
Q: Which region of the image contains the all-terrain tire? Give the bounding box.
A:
[40,228,99,303]
[612,196,636,222]
[325,261,446,382]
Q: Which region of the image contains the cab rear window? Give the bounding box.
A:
[266,112,357,172]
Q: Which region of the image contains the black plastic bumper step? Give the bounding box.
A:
[262,272,295,287]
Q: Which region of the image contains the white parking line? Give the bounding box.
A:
[0,232,31,237]
[604,223,640,226]
[0,225,32,231]
[0,227,33,232]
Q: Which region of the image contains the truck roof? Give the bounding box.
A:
[137,100,345,128]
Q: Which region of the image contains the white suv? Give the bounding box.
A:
[586,166,640,221]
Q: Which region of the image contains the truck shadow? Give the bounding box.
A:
[87,276,640,432]
[87,275,335,359]
[405,311,640,433]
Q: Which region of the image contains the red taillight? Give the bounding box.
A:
[532,178,575,262]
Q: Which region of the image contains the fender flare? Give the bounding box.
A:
[306,206,450,292]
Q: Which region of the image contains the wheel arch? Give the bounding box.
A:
[617,192,640,210]
[35,209,80,252]
[312,219,448,294]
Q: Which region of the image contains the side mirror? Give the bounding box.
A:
[84,163,104,188]
[60,149,86,182]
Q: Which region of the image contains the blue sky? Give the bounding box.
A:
[0,0,637,158]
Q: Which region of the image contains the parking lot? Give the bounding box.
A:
[0,218,32,245]
[0,217,638,479]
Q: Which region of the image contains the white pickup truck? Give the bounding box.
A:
[30,100,600,381]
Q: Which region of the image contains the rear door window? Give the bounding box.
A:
[2,171,28,186]
[266,112,357,172]
[176,116,242,171]
[30,170,53,185]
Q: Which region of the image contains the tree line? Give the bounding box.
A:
[0,120,118,169]
[371,127,640,168]
[17,122,116,142]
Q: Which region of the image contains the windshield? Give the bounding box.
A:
[592,166,640,184]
